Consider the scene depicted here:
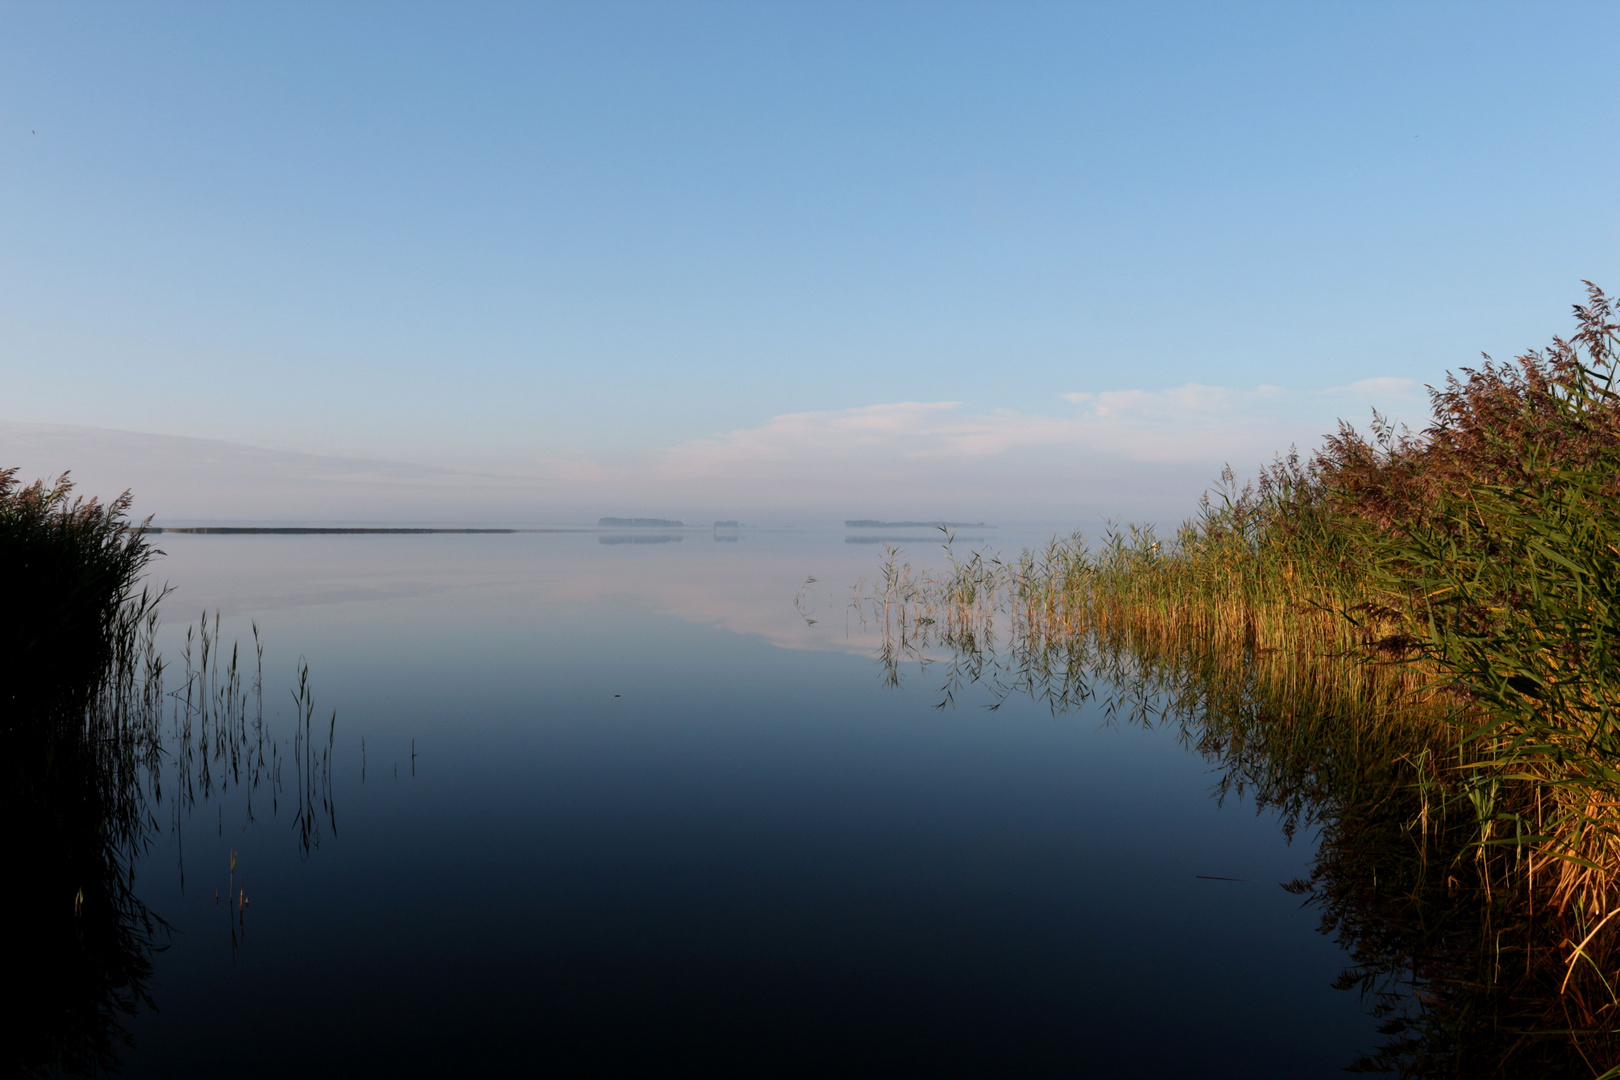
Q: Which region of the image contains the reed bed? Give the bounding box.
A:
[856,283,1620,1074]
[5,470,339,1075]
[2,469,160,722]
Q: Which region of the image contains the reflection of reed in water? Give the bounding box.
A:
[5,470,165,1076]
[8,611,167,1077]
[168,615,337,863]
[3,471,338,1077]
[855,538,1616,1076]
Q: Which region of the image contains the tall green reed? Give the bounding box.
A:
[853,282,1620,1071]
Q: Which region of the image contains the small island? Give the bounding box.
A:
[599,517,685,527]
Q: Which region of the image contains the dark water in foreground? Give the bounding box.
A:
[70,529,1379,1076]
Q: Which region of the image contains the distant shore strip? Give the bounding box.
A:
[147,520,996,535]
[148,527,573,535]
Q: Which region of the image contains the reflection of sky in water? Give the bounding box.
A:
[122,531,1376,1076]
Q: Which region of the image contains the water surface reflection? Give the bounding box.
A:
[27,529,1534,1076]
[864,572,1612,1076]
[11,609,337,1077]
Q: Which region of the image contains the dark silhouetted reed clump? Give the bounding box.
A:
[3,470,168,1076]
[5,470,341,1075]
[1,469,160,723]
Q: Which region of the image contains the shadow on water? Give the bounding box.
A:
[6,591,334,1075]
[7,592,166,1077]
[859,578,1617,1077]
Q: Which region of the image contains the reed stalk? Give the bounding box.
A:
[857,283,1620,1072]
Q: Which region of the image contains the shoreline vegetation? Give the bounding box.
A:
[857,283,1620,1074]
[153,526,533,534]
[4,469,337,1077]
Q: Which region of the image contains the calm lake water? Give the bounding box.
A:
[107,526,1377,1076]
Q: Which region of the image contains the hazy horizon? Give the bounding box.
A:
[3,373,1423,529]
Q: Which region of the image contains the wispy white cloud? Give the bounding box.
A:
[648,378,1426,478]
[0,377,1429,524]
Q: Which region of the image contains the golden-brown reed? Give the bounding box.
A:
[855,283,1620,1073]
[858,531,1618,1074]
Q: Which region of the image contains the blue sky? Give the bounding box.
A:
[2,2,1616,523]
